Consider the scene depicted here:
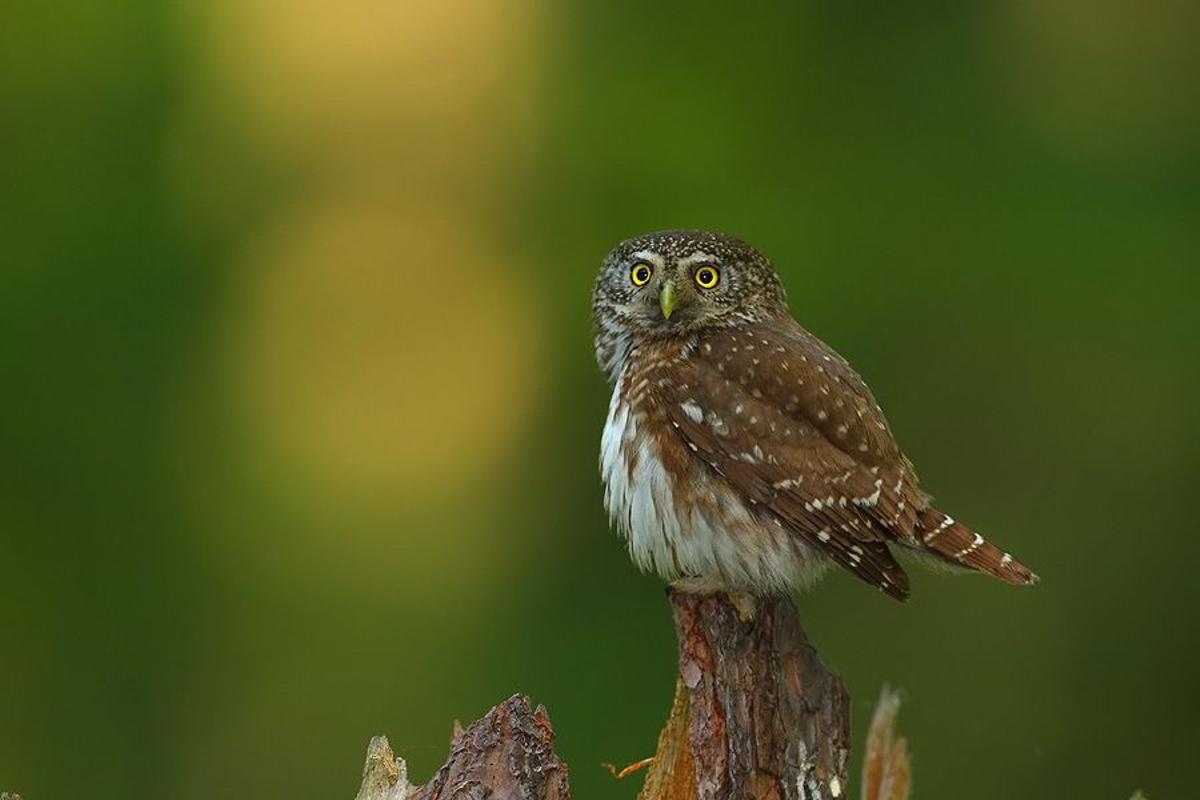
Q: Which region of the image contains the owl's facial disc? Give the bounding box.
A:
[648,254,722,328]
[593,230,789,382]
[609,251,726,332]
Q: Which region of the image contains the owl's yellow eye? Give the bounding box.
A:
[631,263,653,286]
[694,266,720,289]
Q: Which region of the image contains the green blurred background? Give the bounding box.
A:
[2,2,1197,798]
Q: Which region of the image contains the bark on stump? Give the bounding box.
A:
[638,591,851,800]
[355,695,570,800]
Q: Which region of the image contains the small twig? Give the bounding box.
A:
[602,757,656,780]
[862,686,911,800]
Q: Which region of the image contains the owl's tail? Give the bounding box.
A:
[915,508,1038,586]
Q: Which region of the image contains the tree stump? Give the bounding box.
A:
[638,591,851,800]
[355,695,570,800]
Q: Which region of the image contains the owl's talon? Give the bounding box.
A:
[670,576,728,594]
[727,591,758,622]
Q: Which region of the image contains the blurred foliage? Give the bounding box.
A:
[1,1,1197,799]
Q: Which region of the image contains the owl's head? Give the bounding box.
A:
[592,230,788,381]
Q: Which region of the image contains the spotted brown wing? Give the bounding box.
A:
[703,319,931,539]
[664,328,913,599]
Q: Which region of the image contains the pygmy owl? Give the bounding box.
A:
[592,230,1037,600]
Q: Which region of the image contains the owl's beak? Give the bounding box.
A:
[659,280,678,320]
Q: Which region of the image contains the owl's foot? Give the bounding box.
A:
[727,591,758,623]
[669,576,729,594]
[668,579,759,622]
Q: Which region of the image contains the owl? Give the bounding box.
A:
[592,230,1037,600]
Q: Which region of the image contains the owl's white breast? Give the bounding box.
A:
[600,374,824,593]
[600,382,684,578]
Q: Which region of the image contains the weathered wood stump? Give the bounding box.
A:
[638,591,851,800]
[356,695,570,800]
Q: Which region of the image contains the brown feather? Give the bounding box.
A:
[916,508,1039,585]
